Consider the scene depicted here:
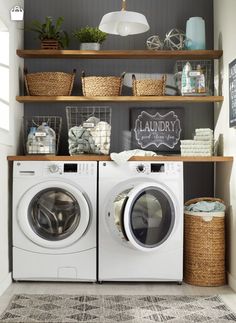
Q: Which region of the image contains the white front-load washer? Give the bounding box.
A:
[98,161,183,282]
[13,161,97,281]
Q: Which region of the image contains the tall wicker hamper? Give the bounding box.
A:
[184,197,225,287]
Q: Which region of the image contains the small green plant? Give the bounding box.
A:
[29,16,69,48]
[73,26,107,43]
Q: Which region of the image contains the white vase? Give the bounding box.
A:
[186,17,206,50]
[80,43,101,50]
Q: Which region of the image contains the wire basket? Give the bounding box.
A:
[24,68,76,96]
[174,60,213,95]
[81,71,125,96]
[184,197,225,287]
[132,74,166,96]
[23,116,62,155]
[66,106,112,155]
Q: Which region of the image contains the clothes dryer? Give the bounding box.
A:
[98,161,183,282]
[13,161,96,281]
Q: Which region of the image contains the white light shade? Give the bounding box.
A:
[99,11,150,36]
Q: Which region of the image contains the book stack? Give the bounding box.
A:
[181,128,214,156]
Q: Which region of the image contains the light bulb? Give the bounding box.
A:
[117,23,130,36]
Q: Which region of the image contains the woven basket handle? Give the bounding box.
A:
[185,197,225,206]
[24,67,30,96]
[132,74,137,96]
[119,72,125,95]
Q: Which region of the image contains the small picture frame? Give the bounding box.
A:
[229,58,236,127]
[130,107,184,153]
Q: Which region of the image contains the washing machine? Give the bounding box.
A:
[98,161,183,282]
[13,161,97,281]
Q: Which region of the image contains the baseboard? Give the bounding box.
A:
[0,273,12,296]
[228,272,236,292]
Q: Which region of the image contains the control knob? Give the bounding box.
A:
[49,164,59,173]
[136,164,145,173]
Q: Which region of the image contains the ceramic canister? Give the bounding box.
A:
[186,17,206,50]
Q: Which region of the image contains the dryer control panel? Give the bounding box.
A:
[134,162,182,175]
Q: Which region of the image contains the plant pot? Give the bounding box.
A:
[80,43,101,50]
[41,40,60,50]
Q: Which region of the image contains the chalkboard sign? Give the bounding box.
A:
[229,59,236,127]
[130,108,184,153]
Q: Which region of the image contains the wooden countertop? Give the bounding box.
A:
[7,155,233,162]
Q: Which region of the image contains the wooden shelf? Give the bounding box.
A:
[7,155,233,162]
[16,49,223,60]
[16,95,224,103]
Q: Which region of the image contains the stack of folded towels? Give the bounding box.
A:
[181,128,214,156]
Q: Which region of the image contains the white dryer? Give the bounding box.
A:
[13,161,96,281]
[98,161,183,282]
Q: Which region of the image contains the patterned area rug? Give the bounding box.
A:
[0,294,236,322]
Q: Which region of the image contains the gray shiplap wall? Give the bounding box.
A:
[24,0,214,199]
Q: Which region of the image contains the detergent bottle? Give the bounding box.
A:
[35,122,56,154]
[26,127,37,154]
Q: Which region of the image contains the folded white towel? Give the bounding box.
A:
[194,135,213,141]
[181,149,213,153]
[110,149,158,165]
[195,128,213,133]
[181,141,213,146]
[181,152,213,156]
[180,140,195,145]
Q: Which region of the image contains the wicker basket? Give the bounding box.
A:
[184,197,225,287]
[24,68,76,96]
[81,71,125,96]
[132,74,166,96]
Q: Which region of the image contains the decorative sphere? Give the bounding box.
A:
[146,35,164,50]
[164,28,186,50]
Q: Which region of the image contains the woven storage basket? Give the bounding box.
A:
[81,71,125,96]
[132,74,166,96]
[184,197,225,287]
[24,68,76,96]
[41,40,60,50]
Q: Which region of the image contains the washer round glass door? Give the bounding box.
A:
[17,181,90,249]
[115,182,176,251]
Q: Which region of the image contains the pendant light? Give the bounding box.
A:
[99,0,150,36]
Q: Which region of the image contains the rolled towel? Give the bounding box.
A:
[68,126,101,155]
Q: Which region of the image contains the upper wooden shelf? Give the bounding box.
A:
[7,155,233,163]
[16,95,224,103]
[16,49,223,60]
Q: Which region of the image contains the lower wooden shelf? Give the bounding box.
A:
[7,155,233,162]
[16,95,224,103]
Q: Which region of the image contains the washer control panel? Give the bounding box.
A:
[45,162,95,176]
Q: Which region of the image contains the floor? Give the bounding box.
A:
[0,282,236,316]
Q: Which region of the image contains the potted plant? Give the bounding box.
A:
[73,26,107,50]
[29,16,69,49]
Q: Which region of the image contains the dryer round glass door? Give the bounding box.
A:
[17,181,90,249]
[114,182,176,251]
